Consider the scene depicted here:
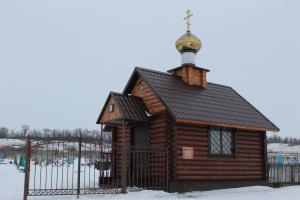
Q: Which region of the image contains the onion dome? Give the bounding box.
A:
[175,30,201,54]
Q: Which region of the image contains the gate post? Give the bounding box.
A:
[77,132,82,198]
[23,136,31,200]
[121,120,128,194]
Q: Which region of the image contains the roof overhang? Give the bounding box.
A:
[176,118,280,132]
[96,91,149,125]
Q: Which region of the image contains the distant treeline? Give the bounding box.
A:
[1,126,299,146]
[0,125,111,141]
[267,135,300,145]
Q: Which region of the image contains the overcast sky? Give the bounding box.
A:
[0,0,299,137]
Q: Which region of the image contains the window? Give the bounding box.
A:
[108,104,114,113]
[139,81,145,91]
[209,126,235,156]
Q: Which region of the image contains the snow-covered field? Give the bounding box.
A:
[0,139,25,148]
[268,143,300,154]
[1,164,300,200]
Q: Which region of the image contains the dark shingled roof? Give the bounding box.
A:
[124,67,279,132]
[111,92,148,122]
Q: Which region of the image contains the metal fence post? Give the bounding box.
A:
[23,136,31,200]
[77,133,82,198]
[166,149,169,191]
[291,165,295,183]
[121,120,127,194]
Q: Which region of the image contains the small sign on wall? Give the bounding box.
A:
[182,147,194,160]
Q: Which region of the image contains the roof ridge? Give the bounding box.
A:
[135,66,170,75]
[136,67,233,89]
[110,91,144,100]
[110,91,123,96]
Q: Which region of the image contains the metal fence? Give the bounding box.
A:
[23,135,121,199]
[23,136,168,200]
[268,164,300,184]
[128,146,168,190]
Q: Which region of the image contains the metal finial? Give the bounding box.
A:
[184,9,193,31]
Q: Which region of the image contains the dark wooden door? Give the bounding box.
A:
[130,125,150,187]
[131,125,149,147]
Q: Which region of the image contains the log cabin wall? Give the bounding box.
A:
[131,78,165,113]
[148,112,170,184]
[112,125,130,178]
[111,113,168,147]
[149,113,168,147]
[174,122,266,181]
[111,112,169,179]
[172,66,207,88]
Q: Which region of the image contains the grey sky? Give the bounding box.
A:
[0,0,299,137]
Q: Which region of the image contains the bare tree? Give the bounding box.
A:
[21,125,30,137]
[0,127,9,138]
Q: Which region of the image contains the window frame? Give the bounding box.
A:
[208,126,236,157]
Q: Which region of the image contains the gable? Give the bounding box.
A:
[97,92,149,124]
[98,96,122,123]
[130,77,165,114]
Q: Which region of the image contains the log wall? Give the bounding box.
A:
[112,113,168,147]
[174,123,266,181]
[172,66,207,88]
[149,113,168,147]
[111,113,169,178]
[112,125,130,178]
[131,78,165,113]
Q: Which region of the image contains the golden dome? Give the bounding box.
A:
[175,31,201,53]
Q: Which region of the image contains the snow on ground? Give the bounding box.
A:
[268,143,300,154]
[0,139,25,148]
[0,164,24,200]
[1,164,300,200]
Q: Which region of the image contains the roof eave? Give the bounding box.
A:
[176,118,280,132]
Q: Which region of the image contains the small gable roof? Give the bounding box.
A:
[97,92,148,124]
[123,67,279,132]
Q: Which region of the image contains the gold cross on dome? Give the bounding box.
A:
[184,9,193,31]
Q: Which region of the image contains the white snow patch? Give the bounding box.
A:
[268,143,300,154]
[1,164,300,200]
[0,139,25,148]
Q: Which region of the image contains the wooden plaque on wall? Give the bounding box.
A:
[182,147,194,160]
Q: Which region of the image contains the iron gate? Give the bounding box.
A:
[23,135,122,199]
[23,136,168,199]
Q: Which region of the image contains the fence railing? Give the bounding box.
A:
[268,164,300,184]
[23,136,168,200]
[23,136,122,200]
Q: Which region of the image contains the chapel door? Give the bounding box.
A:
[130,125,150,187]
[131,125,149,147]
